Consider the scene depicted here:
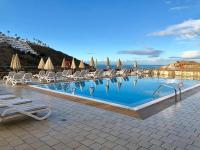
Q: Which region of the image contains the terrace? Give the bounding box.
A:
[0,83,200,150]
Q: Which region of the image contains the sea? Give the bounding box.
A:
[97,64,162,69]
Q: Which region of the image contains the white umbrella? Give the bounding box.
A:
[79,60,85,69]
[116,59,122,69]
[61,57,67,69]
[38,57,45,70]
[105,57,110,69]
[71,58,76,70]
[89,57,95,68]
[44,57,54,70]
[12,54,21,71]
[10,54,15,69]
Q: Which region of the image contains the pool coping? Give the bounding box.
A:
[133,83,200,110]
[29,82,200,119]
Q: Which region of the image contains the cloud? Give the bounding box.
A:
[169,51,200,59]
[118,47,163,57]
[170,6,189,11]
[168,56,181,59]
[181,51,200,59]
[125,58,175,65]
[148,19,200,39]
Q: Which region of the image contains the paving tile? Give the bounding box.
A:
[75,145,90,150]
[53,143,72,150]
[185,145,200,150]
[0,145,15,150]
[125,142,141,150]
[14,143,33,150]
[66,141,81,149]
[81,139,95,146]
[103,141,117,148]
[113,145,128,150]
[40,136,60,146]
[89,142,103,150]
[94,137,107,144]
[36,144,54,150]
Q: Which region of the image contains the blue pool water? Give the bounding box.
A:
[34,76,199,108]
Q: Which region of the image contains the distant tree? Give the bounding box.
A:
[16,36,20,40]
[7,30,10,35]
[38,40,42,44]
[14,34,17,37]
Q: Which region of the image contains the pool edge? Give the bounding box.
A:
[28,83,200,119]
[28,85,142,119]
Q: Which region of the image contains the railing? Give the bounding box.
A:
[153,83,182,102]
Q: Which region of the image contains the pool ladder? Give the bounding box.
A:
[153,83,182,102]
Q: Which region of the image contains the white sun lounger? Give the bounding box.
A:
[104,70,116,78]
[92,70,104,79]
[43,72,56,83]
[116,69,128,76]
[85,70,99,79]
[3,72,16,84]
[68,71,80,79]
[62,70,72,79]
[33,70,45,78]
[23,73,32,84]
[3,71,15,81]
[56,72,63,81]
[0,102,51,122]
[10,73,24,86]
[0,98,32,108]
[73,70,89,80]
[0,94,18,100]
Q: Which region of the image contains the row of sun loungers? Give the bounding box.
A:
[3,71,32,85]
[34,69,128,82]
[3,69,130,85]
[0,89,51,122]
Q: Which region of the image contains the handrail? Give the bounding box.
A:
[153,83,182,102]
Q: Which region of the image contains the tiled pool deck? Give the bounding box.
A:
[1,84,200,150]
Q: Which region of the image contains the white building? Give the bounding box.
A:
[0,34,37,55]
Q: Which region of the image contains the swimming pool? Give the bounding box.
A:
[32,76,200,109]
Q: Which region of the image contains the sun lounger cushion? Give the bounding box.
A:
[0,98,32,108]
[0,94,17,100]
[0,103,48,117]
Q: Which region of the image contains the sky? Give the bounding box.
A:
[0,0,200,65]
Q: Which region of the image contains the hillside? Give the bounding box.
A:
[0,42,86,71]
[29,42,84,68]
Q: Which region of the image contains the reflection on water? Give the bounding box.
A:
[89,87,94,96]
[41,75,197,96]
[37,76,199,107]
[42,77,133,95]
